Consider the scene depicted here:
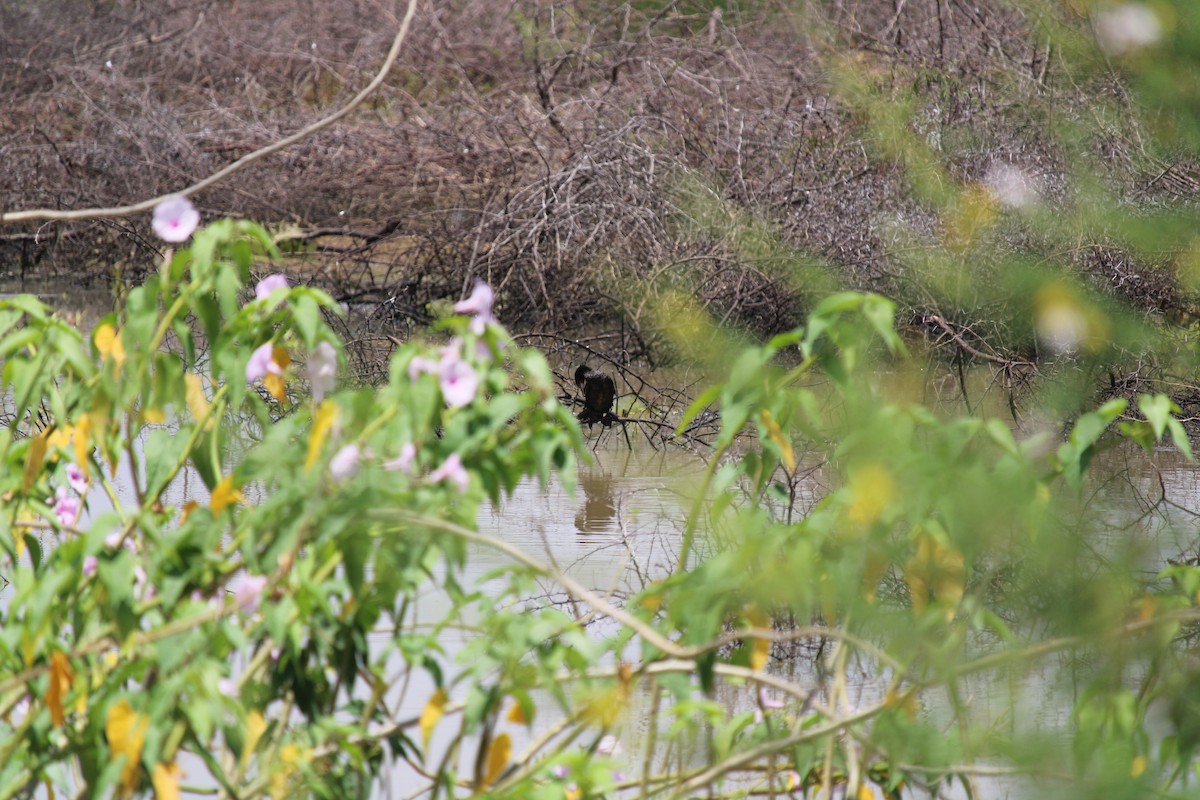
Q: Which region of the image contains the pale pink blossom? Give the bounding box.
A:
[48,486,79,527]
[382,442,416,473]
[152,195,200,242]
[254,273,289,303]
[429,453,469,492]
[438,344,479,408]
[454,280,495,334]
[82,555,98,577]
[307,341,338,402]
[407,356,439,382]
[232,574,268,613]
[329,444,362,481]
[758,686,785,709]
[246,343,282,384]
[65,462,87,495]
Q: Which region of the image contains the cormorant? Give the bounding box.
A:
[574,364,616,428]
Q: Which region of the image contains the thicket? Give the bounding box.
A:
[5,0,1200,391]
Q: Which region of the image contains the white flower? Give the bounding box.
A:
[329,444,362,481]
[151,195,200,242]
[307,341,338,402]
[596,735,623,756]
[983,163,1040,210]
[1095,4,1162,55]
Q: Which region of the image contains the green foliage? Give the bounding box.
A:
[0,218,582,798]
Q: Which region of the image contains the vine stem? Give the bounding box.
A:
[0,0,419,224]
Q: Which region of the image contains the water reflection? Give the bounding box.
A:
[576,467,617,535]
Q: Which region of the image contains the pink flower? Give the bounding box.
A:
[758,686,785,709]
[254,273,289,303]
[246,343,282,384]
[82,555,98,577]
[429,453,469,492]
[307,341,338,402]
[438,344,479,408]
[66,463,87,495]
[408,355,438,382]
[151,195,200,243]
[329,444,362,481]
[48,486,79,527]
[232,574,268,613]
[454,280,495,334]
[382,442,416,473]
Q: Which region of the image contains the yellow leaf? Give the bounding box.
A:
[1138,596,1158,622]
[210,474,244,515]
[47,424,73,451]
[262,347,292,403]
[580,683,630,727]
[184,373,213,430]
[270,744,303,799]
[305,401,337,472]
[565,786,582,800]
[141,407,166,425]
[506,701,529,725]
[1131,754,1147,778]
[745,606,771,672]
[904,531,964,620]
[242,711,267,767]
[95,323,127,370]
[22,429,49,491]
[751,636,770,673]
[884,687,918,720]
[47,651,74,727]
[759,409,795,471]
[857,782,874,800]
[74,414,92,478]
[845,463,894,528]
[419,688,447,749]
[105,699,149,795]
[151,761,182,800]
[483,732,511,787]
[264,373,287,403]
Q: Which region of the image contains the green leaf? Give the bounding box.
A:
[292,292,321,349]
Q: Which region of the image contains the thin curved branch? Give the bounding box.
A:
[0,0,418,225]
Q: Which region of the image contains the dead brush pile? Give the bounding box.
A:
[2,0,1198,377]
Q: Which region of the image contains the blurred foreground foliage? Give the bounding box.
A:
[1,216,1199,799]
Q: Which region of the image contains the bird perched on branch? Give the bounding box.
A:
[574,364,616,429]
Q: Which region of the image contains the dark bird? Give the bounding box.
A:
[574,364,616,429]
